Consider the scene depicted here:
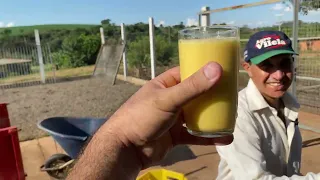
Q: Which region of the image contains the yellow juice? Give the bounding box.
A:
[179,38,239,134]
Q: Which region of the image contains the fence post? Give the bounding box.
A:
[291,0,300,97]
[200,6,210,27]
[121,23,128,80]
[34,29,46,84]
[149,17,156,79]
[100,27,105,45]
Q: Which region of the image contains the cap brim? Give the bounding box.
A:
[250,50,298,65]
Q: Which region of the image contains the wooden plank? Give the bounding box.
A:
[0,59,32,65]
[199,0,283,14]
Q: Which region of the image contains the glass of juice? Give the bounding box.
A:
[178,25,239,138]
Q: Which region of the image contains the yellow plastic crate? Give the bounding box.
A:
[137,169,187,180]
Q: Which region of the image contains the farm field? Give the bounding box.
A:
[0,24,98,37]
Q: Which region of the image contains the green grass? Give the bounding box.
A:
[0,65,95,84]
[0,24,99,36]
[31,64,54,72]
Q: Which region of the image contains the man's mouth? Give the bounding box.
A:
[268,82,282,86]
[267,82,285,89]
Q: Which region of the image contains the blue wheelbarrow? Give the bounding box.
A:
[37,116,108,179]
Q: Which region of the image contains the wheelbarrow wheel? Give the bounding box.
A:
[43,153,73,179]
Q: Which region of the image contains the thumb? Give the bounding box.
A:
[165,61,222,109]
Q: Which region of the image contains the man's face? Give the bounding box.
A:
[243,54,294,99]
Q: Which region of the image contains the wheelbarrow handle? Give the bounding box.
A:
[40,159,75,172]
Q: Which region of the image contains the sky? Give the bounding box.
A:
[0,0,319,28]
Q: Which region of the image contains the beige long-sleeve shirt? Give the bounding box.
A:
[216,79,320,180]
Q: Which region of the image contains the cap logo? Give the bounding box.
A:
[244,50,248,59]
[255,35,286,49]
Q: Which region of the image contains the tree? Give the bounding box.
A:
[213,22,227,25]
[101,19,111,25]
[173,22,185,29]
[127,35,178,69]
[287,0,319,15]
[3,29,12,36]
[154,35,176,66]
[300,0,319,15]
[53,33,100,68]
[240,25,253,39]
[127,36,150,69]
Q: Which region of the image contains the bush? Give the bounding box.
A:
[52,33,101,69]
[127,36,150,69]
[51,51,71,69]
[127,35,178,69]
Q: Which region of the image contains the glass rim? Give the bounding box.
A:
[179,25,239,34]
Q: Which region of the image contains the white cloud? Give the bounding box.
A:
[227,21,235,25]
[271,3,284,11]
[257,21,263,25]
[275,13,284,17]
[304,19,317,22]
[186,18,198,27]
[256,21,268,26]
[156,20,165,27]
[284,6,292,12]
[0,22,14,28]
[6,22,14,27]
[309,9,320,15]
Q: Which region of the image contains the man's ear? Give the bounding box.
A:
[241,61,253,77]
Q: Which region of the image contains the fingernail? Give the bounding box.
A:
[204,62,220,82]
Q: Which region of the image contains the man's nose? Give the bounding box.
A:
[271,69,285,80]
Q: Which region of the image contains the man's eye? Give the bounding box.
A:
[261,62,273,69]
[283,58,293,62]
[280,61,292,69]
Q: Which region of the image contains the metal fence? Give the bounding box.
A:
[294,0,320,113]
[0,44,56,89]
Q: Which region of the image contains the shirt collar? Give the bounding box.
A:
[246,78,300,113]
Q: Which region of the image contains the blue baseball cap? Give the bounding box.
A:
[243,30,298,65]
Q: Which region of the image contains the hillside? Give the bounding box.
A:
[0,24,99,37]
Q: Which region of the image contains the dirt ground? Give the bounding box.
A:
[0,76,141,141]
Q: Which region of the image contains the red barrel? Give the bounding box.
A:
[0,103,10,128]
[0,127,26,180]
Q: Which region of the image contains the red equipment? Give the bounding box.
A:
[0,103,26,180]
[0,103,10,128]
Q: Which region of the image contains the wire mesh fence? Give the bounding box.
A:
[294,0,320,113]
[118,27,179,80]
[218,0,320,114]
[0,44,56,89]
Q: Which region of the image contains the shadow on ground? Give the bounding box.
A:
[303,137,320,148]
[157,145,197,166]
[185,166,208,176]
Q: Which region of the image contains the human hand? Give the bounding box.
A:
[105,61,233,169]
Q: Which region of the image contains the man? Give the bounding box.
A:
[216,31,320,179]
[66,62,233,180]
